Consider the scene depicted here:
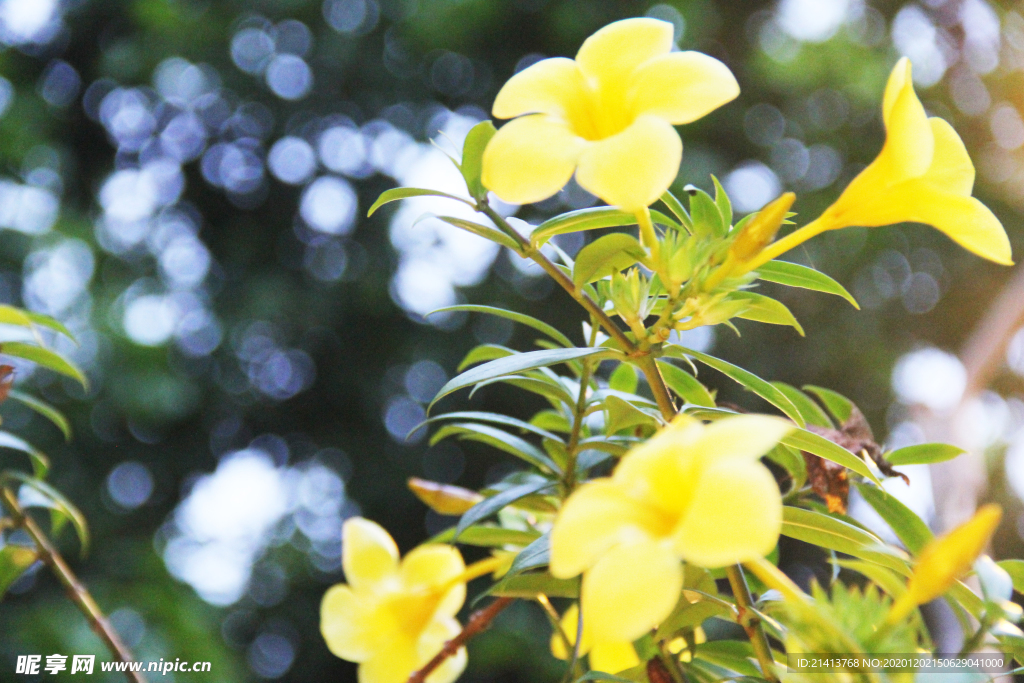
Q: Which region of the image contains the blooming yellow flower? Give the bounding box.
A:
[320,518,468,683]
[549,414,794,643]
[745,58,1012,272]
[888,504,1002,623]
[550,603,640,673]
[481,18,739,212]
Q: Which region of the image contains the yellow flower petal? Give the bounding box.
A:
[582,539,683,643]
[551,603,590,659]
[418,618,467,683]
[882,56,912,127]
[575,114,682,211]
[400,544,466,618]
[922,118,974,196]
[491,57,594,135]
[343,518,400,590]
[358,640,420,683]
[320,585,375,661]
[482,114,587,205]
[673,458,782,567]
[575,18,674,88]
[590,640,641,674]
[628,51,739,125]
[550,479,673,578]
[876,58,933,183]
[690,415,794,466]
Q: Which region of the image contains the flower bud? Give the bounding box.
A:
[408,477,483,515]
[729,192,795,262]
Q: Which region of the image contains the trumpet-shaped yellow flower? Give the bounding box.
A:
[549,414,794,643]
[888,504,1002,623]
[550,603,640,673]
[320,518,468,683]
[746,58,1011,271]
[481,18,739,211]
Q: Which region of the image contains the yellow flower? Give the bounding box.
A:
[888,504,1002,623]
[320,518,468,683]
[550,603,640,673]
[549,414,794,643]
[745,58,1012,272]
[481,18,739,212]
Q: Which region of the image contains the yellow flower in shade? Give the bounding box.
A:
[888,504,1002,623]
[320,518,469,683]
[481,18,739,212]
[745,58,1012,272]
[549,414,794,643]
[550,603,640,673]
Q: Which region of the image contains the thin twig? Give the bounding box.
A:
[407,597,513,683]
[0,487,146,683]
[726,565,780,683]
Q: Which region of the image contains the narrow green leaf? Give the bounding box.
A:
[457,344,514,372]
[0,305,34,328]
[367,187,473,216]
[0,546,37,597]
[2,343,87,388]
[7,390,72,441]
[998,560,1024,595]
[885,443,965,466]
[530,207,637,247]
[460,121,496,199]
[24,312,76,342]
[657,360,715,407]
[574,672,635,683]
[572,233,646,287]
[422,215,521,251]
[433,305,573,348]
[782,427,880,484]
[771,382,833,428]
[689,188,725,238]
[712,175,732,228]
[411,410,563,442]
[608,363,638,394]
[659,190,693,231]
[834,559,908,598]
[432,423,559,473]
[802,385,854,424]
[765,443,807,492]
[454,479,553,541]
[603,395,658,435]
[430,525,540,548]
[781,506,909,575]
[505,532,551,578]
[0,431,49,479]
[431,347,619,409]
[854,483,933,554]
[3,472,89,555]
[490,572,580,599]
[755,260,859,309]
[656,599,732,639]
[731,292,804,335]
[664,345,804,426]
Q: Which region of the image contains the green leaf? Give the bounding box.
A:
[0,431,49,478]
[530,207,637,247]
[453,479,553,541]
[885,443,965,466]
[660,190,693,231]
[428,525,540,547]
[998,560,1024,595]
[689,188,725,238]
[490,572,580,599]
[367,187,473,216]
[572,233,647,287]
[0,305,35,328]
[0,545,36,597]
[834,559,908,598]
[7,390,72,441]
[802,385,854,424]
[782,427,880,484]
[419,215,521,251]
[3,472,89,554]
[657,360,715,407]
[755,261,859,309]
[656,599,732,639]
[712,175,732,228]
[854,483,933,554]
[664,345,804,426]
[771,382,833,428]
[603,395,658,435]
[457,344,515,372]
[505,532,551,578]
[781,506,908,575]
[412,410,563,443]
[24,312,75,342]
[731,292,804,335]
[574,672,635,683]
[608,363,638,394]
[497,376,577,408]
[765,443,807,492]
[2,343,87,388]
[431,347,619,409]
[460,121,496,199]
[432,423,559,473]
[432,305,573,348]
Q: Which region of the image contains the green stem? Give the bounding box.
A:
[0,487,146,683]
[565,319,599,492]
[726,565,780,683]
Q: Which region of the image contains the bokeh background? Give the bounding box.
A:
[1,0,1024,680]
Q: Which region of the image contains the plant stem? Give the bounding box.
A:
[726,565,780,683]
[407,597,513,683]
[635,354,677,421]
[565,319,599,492]
[0,487,146,683]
